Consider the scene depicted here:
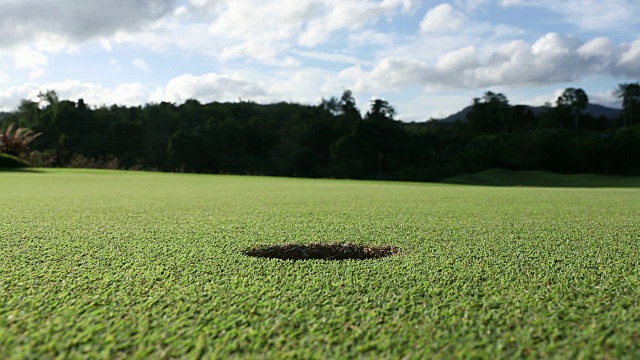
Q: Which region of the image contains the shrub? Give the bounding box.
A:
[0,123,42,157]
[68,154,121,170]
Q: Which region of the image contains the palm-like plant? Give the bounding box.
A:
[0,123,42,157]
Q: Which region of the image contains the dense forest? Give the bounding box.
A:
[1,84,640,181]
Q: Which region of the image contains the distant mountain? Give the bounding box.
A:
[582,103,623,119]
[438,103,622,123]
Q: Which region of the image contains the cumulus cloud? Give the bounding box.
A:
[0,0,637,119]
[0,0,177,49]
[420,3,467,33]
[297,0,415,46]
[367,58,431,91]
[150,73,268,104]
[618,41,640,72]
[195,0,417,61]
[436,46,479,73]
[13,48,47,69]
[0,80,146,111]
[361,33,640,91]
[577,37,615,58]
[91,0,416,65]
[149,67,355,107]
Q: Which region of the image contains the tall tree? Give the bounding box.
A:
[365,99,395,122]
[467,91,511,133]
[338,90,361,121]
[38,89,59,107]
[615,82,640,127]
[320,96,340,116]
[556,88,588,130]
[15,99,41,128]
[362,99,405,178]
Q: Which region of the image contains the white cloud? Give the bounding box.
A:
[357,33,640,92]
[420,4,466,34]
[522,88,565,106]
[618,40,640,71]
[194,0,417,61]
[338,65,370,92]
[100,0,415,66]
[173,6,188,16]
[150,73,267,104]
[33,33,80,54]
[28,68,46,79]
[0,80,146,111]
[12,47,48,79]
[577,37,614,58]
[368,58,431,90]
[268,69,337,102]
[13,48,48,69]
[0,0,637,121]
[0,0,177,49]
[531,33,579,55]
[436,46,479,73]
[100,39,113,52]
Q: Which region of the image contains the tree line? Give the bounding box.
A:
[1,83,639,181]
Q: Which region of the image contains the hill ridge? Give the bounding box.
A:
[438,103,622,123]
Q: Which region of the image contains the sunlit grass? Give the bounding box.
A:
[1,169,639,358]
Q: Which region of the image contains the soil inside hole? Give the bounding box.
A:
[243,242,401,260]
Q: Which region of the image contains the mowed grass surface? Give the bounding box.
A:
[1,169,639,359]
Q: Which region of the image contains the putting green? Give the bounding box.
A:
[1,169,639,358]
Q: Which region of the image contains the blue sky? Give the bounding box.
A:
[1,0,639,121]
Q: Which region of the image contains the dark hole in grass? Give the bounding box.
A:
[243,242,401,261]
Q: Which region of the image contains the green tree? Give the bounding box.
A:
[339,90,359,118]
[365,99,396,122]
[467,91,511,133]
[615,82,640,127]
[38,89,59,107]
[361,99,408,178]
[556,88,588,130]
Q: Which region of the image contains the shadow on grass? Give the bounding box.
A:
[0,167,44,173]
[440,169,640,188]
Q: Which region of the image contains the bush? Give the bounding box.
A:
[68,154,121,170]
[0,123,41,157]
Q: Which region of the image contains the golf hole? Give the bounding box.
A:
[243,242,401,261]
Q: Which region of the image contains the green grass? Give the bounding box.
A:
[1,169,639,359]
[442,168,640,187]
